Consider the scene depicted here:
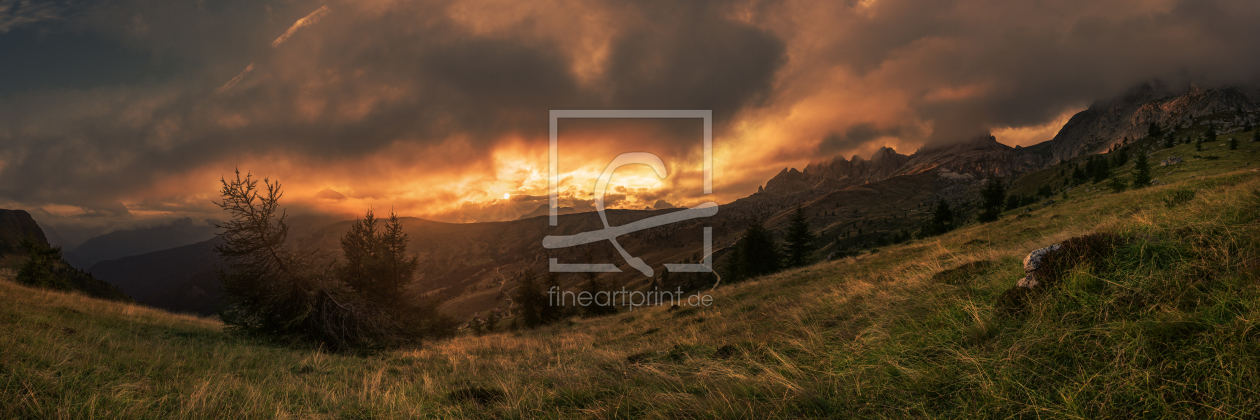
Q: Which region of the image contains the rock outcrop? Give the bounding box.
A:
[0,209,49,257]
[763,135,1047,195]
[1046,83,1259,163]
[1017,244,1062,289]
[898,135,1048,178]
[764,146,909,194]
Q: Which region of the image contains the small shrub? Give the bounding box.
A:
[1035,233,1123,288]
[1163,189,1196,207]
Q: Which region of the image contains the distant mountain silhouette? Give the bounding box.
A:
[65,217,219,269]
[516,204,581,220]
[89,237,224,316]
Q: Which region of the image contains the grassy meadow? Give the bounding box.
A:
[3,142,1260,418]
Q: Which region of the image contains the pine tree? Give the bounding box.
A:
[1147,122,1161,138]
[16,237,68,290]
[1091,157,1111,183]
[1131,152,1152,188]
[1109,176,1127,193]
[484,311,499,333]
[920,199,954,236]
[339,210,419,306]
[215,171,310,336]
[1229,137,1238,150]
[1206,125,1217,142]
[1195,138,1203,151]
[213,170,425,349]
[512,269,546,328]
[783,207,817,268]
[1111,148,1129,167]
[540,272,566,322]
[381,212,418,301]
[580,272,616,317]
[733,218,781,281]
[1072,165,1088,185]
[978,178,1006,222]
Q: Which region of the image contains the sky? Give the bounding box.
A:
[2,0,1259,242]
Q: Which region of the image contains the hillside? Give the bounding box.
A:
[3,142,1258,418]
[64,218,219,269]
[1047,83,1258,163]
[88,237,224,316]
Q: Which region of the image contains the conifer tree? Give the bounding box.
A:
[783,207,817,268]
[1131,152,1152,188]
[540,272,566,322]
[484,311,499,333]
[16,237,67,290]
[1109,176,1127,193]
[1091,157,1111,183]
[339,210,419,306]
[732,218,781,281]
[580,272,616,317]
[512,269,546,328]
[214,170,454,350]
[919,200,954,236]
[978,178,1006,222]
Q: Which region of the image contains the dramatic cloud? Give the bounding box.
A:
[1,0,1258,236]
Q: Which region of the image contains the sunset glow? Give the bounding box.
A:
[2,0,1258,240]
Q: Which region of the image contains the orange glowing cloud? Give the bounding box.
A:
[4,0,1256,237]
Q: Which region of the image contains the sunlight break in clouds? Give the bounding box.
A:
[215,63,255,94]
[271,5,331,48]
[2,0,1259,237]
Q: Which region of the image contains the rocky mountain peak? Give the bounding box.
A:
[1047,83,1259,163]
[763,132,1047,196]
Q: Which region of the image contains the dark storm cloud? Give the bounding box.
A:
[0,0,787,209]
[823,0,1260,145]
[4,0,1260,229]
[602,0,786,122]
[816,124,903,156]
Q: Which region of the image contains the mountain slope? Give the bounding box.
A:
[88,237,224,315]
[65,217,218,269]
[1047,83,1259,163]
